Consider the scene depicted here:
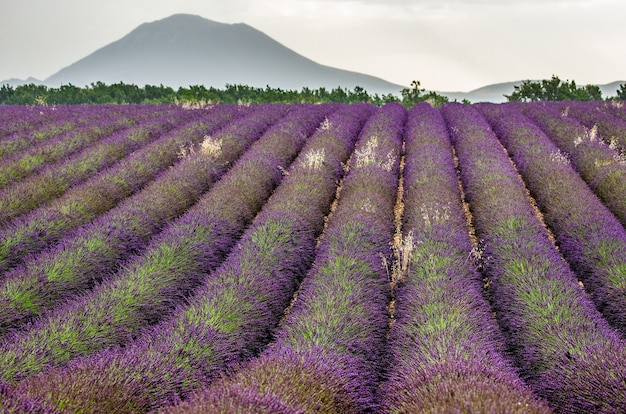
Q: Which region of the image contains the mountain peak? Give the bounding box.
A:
[43,14,404,94]
[137,13,232,30]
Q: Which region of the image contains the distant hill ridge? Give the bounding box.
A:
[438,80,625,103]
[42,14,404,95]
[2,14,623,102]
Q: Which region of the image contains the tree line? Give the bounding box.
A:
[505,75,626,102]
[0,81,450,107]
[0,77,623,106]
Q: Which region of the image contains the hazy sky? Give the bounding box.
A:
[1,0,624,91]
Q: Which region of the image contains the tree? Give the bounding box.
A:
[401,80,426,106]
[47,83,84,104]
[616,83,626,101]
[400,80,449,108]
[506,75,603,102]
[10,83,48,105]
[0,84,15,104]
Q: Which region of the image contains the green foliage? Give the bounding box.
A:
[617,83,626,100]
[506,75,603,102]
[0,80,458,106]
[0,82,403,105]
[0,80,476,107]
[400,80,449,108]
[2,83,48,104]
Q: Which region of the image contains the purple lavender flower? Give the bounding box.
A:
[0,105,327,383]
[520,102,626,227]
[381,102,550,413]
[163,103,404,413]
[0,113,182,224]
[0,105,245,275]
[477,102,626,336]
[2,104,373,413]
[443,102,626,412]
[0,110,134,190]
[554,100,626,153]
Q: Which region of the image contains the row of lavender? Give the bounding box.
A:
[445,103,626,412]
[0,106,149,159]
[1,101,626,412]
[0,105,169,191]
[166,101,626,413]
[0,104,331,383]
[0,104,250,272]
[0,105,291,335]
[477,103,626,336]
[166,102,406,413]
[0,105,129,140]
[0,108,184,223]
[382,103,551,413]
[0,102,374,412]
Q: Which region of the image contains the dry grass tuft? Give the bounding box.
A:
[200,135,223,157]
[300,148,326,171]
[391,230,414,284]
[318,117,332,131]
[177,142,195,158]
[420,202,451,228]
[178,101,215,110]
[549,149,570,165]
[354,136,396,172]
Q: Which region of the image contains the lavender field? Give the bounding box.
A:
[0,101,625,413]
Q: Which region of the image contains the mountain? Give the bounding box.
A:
[1,77,44,88]
[438,81,524,103]
[439,80,625,103]
[598,81,625,98]
[43,14,405,95]
[5,14,622,101]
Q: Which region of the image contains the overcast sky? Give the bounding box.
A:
[0,0,624,91]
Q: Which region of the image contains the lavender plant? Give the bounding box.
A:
[3,104,373,413]
[0,111,79,159]
[0,114,183,224]
[0,105,329,383]
[0,105,65,139]
[0,105,290,335]
[478,103,626,336]
[600,100,626,123]
[0,105,164,159]
[380,103,551,413]
[0,105,245,275]
[553,101,626,153]
[520,102,626,227]
[0,384,61,414]
[165,102,405,414]
[443,102,626,413]
[0,111,136,189]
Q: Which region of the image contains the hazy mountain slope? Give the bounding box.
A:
[440,80,625,103]
[0,77,44,88]
[5,14,622,101]
[43,14,405,95]
[439,81,523,103]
